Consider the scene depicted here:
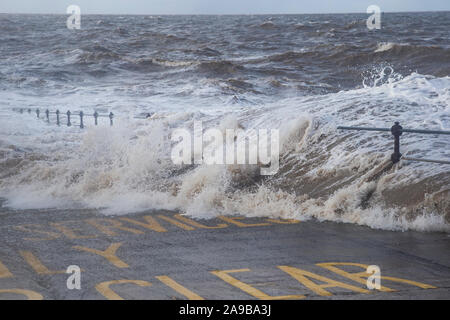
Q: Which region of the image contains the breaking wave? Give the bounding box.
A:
[1,71,449,232]
[0,13,449,232]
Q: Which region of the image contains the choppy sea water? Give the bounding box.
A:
[0,13,449,232]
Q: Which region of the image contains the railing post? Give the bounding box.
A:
[391,122,403,164]
[56,110,60,126]
[45,109,50,123]
[79,111,84,129]
[94,111,98,126]
[109,112,114,126]
[67,111,71,127]
[36,109,40,118]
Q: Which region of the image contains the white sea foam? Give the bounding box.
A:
[375,42,398,53]
[0,72,449,232]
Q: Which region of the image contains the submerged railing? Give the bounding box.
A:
[13,108,114,128]
[11,109,450,164]
[337,122,450,165]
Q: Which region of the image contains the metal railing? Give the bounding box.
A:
[337,122,450,165]
[13,108,114,128]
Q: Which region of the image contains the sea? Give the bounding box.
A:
[0,12,449,232]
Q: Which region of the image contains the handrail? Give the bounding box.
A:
[13,108,114,128]
[337,125,450,135]
[401,128,450,135]
[337,122,449,164]
[402,157,450,165]
[336,126,390,132]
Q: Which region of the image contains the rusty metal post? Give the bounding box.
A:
[56,110,60,126]
[79,111,84,129]
[45,109,50,122]
[94,111,98,126]
[390,122,403,164]
[109,112,114,126]
[67,111,71,127]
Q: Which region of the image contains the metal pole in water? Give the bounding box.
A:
[45,109,50,123]
[391,122,402,164]
[56,110,60,126]
[94,111,98,126]
[36,109,40,119]
[337,123,449,165]
[109,112,114,126]
[80,111,84,129]
[67,111,71,127]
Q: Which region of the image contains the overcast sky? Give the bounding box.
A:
[0,0,449,14]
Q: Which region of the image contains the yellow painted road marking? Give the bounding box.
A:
[95,280,151,300]
[11,215,287,242]
[119,216,167,233]
[19,251,66,275]
[211,269,305,300]
[50,221,97,239]
[265,218,300,224]
[14,224,60,241]
[73,242,129,268]
[156,276,204,300]
[0,260,13,278]
[218,216,271,228]
[157,215,195,231]
[317,262,436,291]
[86,218,144,236]
[174,214,228,229]
[0,289,43,300]
[278,265,370,296]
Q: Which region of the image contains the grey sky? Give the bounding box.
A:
[0,0,449,14]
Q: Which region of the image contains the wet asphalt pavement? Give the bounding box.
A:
[0,202,449,300]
